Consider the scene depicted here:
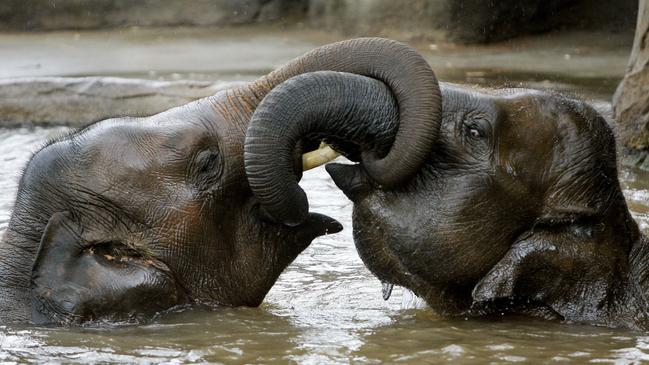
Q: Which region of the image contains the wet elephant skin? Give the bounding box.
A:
[0,38,442,325]
[0,95,341,325]
[328,83,649,331]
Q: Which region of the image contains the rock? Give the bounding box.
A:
[449,0,636,43]
[0,0,303,31]
[307,0,636,44]
[623,150,649,170]
[0,0,635,43]
[445,0,563,43]
[614,0,649,157]
[0,77,242,127]
[258,0,307,22]
[307,0,446,40]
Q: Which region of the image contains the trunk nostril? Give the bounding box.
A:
[325,163,371,202]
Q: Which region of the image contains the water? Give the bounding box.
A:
[1,82,649,364]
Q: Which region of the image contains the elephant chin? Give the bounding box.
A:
[327,163,471,313]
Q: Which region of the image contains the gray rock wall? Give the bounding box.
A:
[307,0,637,43]
[0,0,306,31]
[0,77,240,127]
[0,0,637,43]
[307,0,447,40]
[614,0,649,164]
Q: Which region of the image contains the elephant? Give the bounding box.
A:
[0,38,444,325]
[251,80,649,330]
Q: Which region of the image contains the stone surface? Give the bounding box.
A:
[0,77,241,127]
[306,0,637,43]
[0,0,304,31]
[445,0,565,43]
[307,0,447,40]
[0,0,636,44]
[614,0,649,160]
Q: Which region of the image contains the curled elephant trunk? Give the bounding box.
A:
[251,38,442,186]
[244,38,442,226]
[245,71,400,226]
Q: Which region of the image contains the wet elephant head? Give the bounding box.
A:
[0,38,442,325]
[326,84,649,330]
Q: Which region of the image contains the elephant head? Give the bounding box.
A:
[326,83,649,330]
[0,38,443,325]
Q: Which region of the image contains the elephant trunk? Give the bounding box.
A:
[245,71,398,226]
[244,37,442,189]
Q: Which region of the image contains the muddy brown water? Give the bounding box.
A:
[1,75,649,364]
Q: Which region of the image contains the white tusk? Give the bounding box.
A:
[302,143,340,171]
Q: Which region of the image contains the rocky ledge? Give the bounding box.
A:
[0,77,241,127]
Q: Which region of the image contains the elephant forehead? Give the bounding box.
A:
[20,116,224,221]
[495,92,619,212]
[494,94,557,184]
[543,100,619,212]
[79,119,208,170]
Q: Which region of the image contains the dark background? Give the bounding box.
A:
[0,0,638,43]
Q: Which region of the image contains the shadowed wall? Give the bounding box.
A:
[0,0,637,44]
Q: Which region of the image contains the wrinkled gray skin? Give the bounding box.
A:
[0,38,442,325]
[326,83,649,331]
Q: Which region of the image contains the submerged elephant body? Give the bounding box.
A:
[0,38,443,324]
[327,83,649,330]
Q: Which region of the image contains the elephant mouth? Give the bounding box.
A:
[297,212,344,239]
[188,204,343,307]
[252,199,343,242]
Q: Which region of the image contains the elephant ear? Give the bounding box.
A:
[31,212,186,325]
[471,239,555,303]
[471,228,623,323]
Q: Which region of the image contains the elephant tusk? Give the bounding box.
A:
[302,143,340,171]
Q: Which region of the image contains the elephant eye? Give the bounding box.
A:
[462,115,489,141]
[190,146,223,190]
[464,123,484,139]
